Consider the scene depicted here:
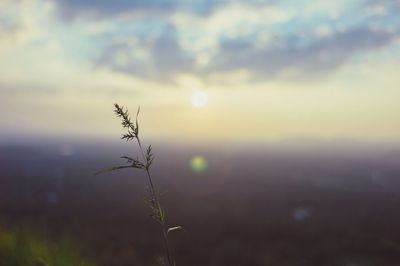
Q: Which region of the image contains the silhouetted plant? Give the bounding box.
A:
[97,104,181,266]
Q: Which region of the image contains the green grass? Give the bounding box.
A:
[0,226,94,266]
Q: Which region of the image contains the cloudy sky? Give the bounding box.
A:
[1,0,399,143]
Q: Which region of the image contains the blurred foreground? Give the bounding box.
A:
[1,139,400,265]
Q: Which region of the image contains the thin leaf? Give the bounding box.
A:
[135,106,140,136]
[167,226,184,234]
[94,165,134,175]
[132,159,145,169]
[121,155,134,163]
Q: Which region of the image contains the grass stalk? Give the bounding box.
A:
[136,137,173,266]
[97,103,180,266]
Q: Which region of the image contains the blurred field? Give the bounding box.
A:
[1,139,400,265]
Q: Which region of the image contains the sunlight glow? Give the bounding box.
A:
[191,91,208,108]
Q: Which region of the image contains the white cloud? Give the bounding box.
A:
[313,25,334,38]
[298,0,361,20]
[0,0,55,56]
[364,4,387,16]
[171,2,293,56]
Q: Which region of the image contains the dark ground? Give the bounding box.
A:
[1,139,400,265]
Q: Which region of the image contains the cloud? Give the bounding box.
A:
[95,23,194,81]
[0,83,57,96]
[3,0,400,88]
[56,0,176,19]
[170,3,293,55]
[0,16,20,50]
[55,0,222,20]
[91,23,399,84]
[0,0,51,56]
[363,0,400,19]
[204,26,398,80]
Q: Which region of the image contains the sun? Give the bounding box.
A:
[191,91,208,108]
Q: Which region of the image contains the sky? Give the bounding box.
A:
[1,0,400,144]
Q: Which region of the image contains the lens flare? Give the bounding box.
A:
[190,156,208,172]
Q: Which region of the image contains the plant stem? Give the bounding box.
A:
[136,137,173,266]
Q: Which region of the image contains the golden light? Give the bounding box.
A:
[191,91,208,108]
